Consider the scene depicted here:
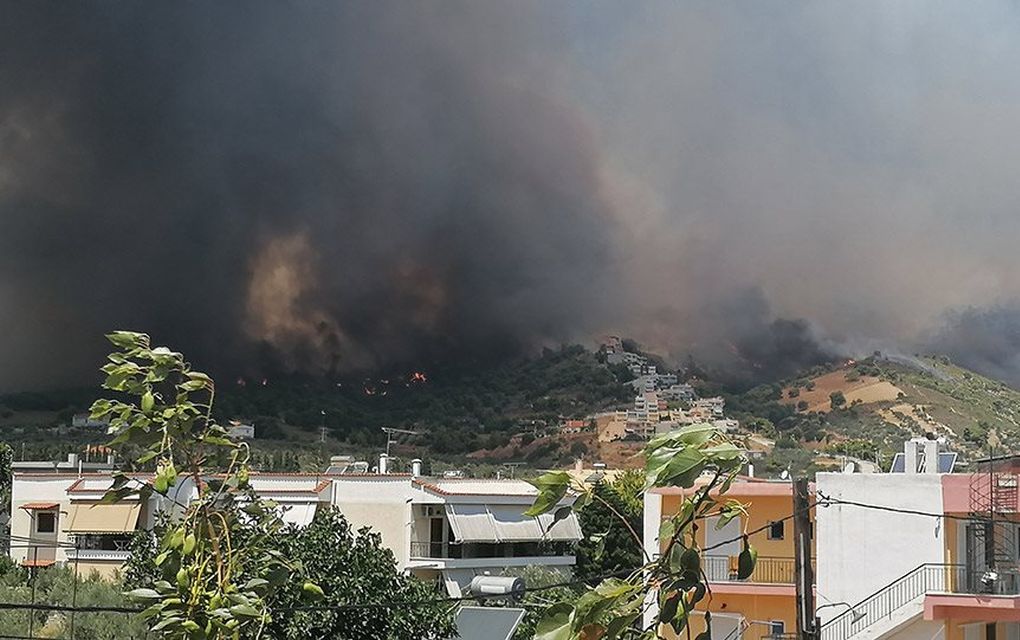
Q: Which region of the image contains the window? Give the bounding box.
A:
[35,512,56,534]
[770,620,785,637]
[768,520,785,540]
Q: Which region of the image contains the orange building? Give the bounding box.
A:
[644,477,815,639]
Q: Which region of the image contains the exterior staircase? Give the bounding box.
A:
[820,564,965,640]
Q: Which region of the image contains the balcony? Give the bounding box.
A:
[409,540,574,561]
[66,548,131,563]
[703,555,814,585]
[821,564,1020,640]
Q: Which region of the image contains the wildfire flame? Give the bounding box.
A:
[409,371,428,384]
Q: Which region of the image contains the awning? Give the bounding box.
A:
[446,504,497,542]
[20,502,59,511]
[279,503,317,527]
[66,503,140,534]
[445,504,581,543]
[537,510,583,541]
[487,506,544,541]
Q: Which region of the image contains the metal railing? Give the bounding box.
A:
[820,564,1020,640]
[703,556,811,584]
[409,541,461,559]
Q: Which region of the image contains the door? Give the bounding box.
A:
[705,515,742,580]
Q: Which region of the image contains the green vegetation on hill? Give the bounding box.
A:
[0,345,634,466]
[729,353,1020,475]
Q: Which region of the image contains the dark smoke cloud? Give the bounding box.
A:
[6,3,1020,390]
[0,3,617,388]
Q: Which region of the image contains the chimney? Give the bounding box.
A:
[67,453,78,467]
[378,454,389,475]
[746,462,755,478]
[411,459,422,477]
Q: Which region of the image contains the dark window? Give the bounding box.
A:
[770,620,785,636]
[36,512,56,534]
[986,623,996,640]
[768,520,785,540]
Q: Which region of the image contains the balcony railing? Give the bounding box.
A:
[409,540,572,560]
[703,555,812,584]
[821,564,1020,640]
[410,541,462,559]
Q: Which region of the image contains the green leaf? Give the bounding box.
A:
[141,391,154,412]
[124,588,162,600]
[659,518,676,542]
[604,612,640,640]
[151,616,183,631]
[525,471,571,516]
[659,591,680,624]
[229,604,261,618]
[535,602,574,640]
[657,448,707,487]
[182,533,196,556]
[107,331,147,349]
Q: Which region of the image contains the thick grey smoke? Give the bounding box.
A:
[4,2,1020,389]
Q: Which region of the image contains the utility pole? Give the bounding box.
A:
[793,477,817,640]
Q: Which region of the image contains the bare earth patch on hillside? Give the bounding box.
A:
[782,370,903,413]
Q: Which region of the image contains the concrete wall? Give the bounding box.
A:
[816,472,947,618]
[9,475,78,564]
[332,477,416,567]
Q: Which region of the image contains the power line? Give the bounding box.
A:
[816,492,972,522]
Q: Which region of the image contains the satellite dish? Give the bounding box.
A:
[843,461,856,474]
[780,470,790,480]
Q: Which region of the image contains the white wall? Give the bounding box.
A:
[816,473,946,618]
[332,477,417,566]
[642,491,663,630]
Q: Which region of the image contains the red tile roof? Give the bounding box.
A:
[19,502,59,510]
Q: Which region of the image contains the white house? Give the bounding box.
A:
[816,438,1020,640]
[8,471,193,578]
[9,460,583,595]
[332,468,583,596]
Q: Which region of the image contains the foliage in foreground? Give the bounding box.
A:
[526,423,754,639]
[90,332,323,639]
[127,508,457,640]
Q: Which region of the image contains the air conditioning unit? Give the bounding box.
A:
[423,505,444,517]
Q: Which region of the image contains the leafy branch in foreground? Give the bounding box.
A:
[526,423,753,640]
[89,331,321,639]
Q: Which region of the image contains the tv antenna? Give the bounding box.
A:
[382,427,420,456]
[502,462,525,479]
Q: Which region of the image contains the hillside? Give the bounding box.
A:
[4,346,1020,477]
[728,353,1020,472]
[0,345,636,469]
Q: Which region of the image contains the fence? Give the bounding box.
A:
[1,539,148,640]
